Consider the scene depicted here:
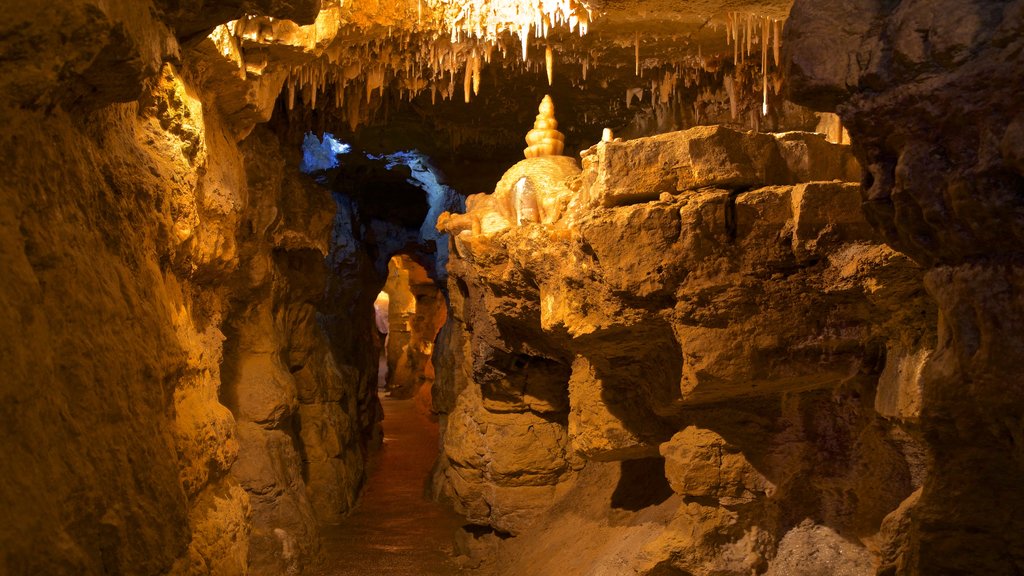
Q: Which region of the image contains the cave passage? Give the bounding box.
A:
[316,395,463,575]
[5,0,1023,573]
[377,255,448,401]
[315,254,455,574]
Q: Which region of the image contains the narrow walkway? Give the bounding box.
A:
[317,396,466,575]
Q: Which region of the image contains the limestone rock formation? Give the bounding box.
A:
[0,6,377,571]
[523,95,566,159]
[786,0,1024,571]
[382,256,448,402]
[434,125,933,573]
[2,0,1021,574]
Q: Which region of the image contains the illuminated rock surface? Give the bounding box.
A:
[382,256,448,402]
[0,0,1021,574]
[435,125,932,573]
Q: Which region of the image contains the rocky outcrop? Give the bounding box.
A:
[218,124,372,574]
[0,3,377,573]
[786,0,1024,572]
[434,126,934,573]
[382,256,447,402]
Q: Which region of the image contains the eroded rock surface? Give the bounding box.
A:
[434,126,934,573]
[0,4,379,573]
[382,256,448,402]
[787,0,1024,572]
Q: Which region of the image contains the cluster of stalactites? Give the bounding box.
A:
[724,12,783,119]
[274,0,598,130]
[281,33,510,129]
[271,4,786,135]
[524,95,565,158]
[614,11,783,132]
[427,0,592,60]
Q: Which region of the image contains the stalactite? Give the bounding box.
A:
[625,87,639,108]
[762,17,769,117]
[546,44,554,85]
[732,13,739,64]
[472,52,481,95]
[762,17,769,76]
[746,13,753,58]
[773,19,781,67]
[724,74,737,120]
[635,31,640,76]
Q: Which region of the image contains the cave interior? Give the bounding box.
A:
[1,0,1023,575]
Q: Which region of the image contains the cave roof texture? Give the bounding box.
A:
[3,0,802,192]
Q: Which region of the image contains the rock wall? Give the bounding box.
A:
[382,256,448,402]
[434,126,935,573]
[0,2,377,573]
[785,0,1024,572]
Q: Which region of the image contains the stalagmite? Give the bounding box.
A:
[602,127,613,142]
[513,178,540,225]
[523,95,565,158]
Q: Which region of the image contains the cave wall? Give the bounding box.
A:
[432,126,936,574]
[382,256,448,402]
[0,2,377,573]
[2,0,1021,574]
[786,0,1024,572]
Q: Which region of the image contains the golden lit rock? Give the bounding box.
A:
[523,95,565,158]
[4,0,1023,574]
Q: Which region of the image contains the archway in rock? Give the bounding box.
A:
[307,143,465,575]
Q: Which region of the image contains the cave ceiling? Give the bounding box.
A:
[185,0,799,191]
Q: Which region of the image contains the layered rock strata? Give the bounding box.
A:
[434,125,934,573]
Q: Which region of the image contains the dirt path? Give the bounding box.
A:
[316,396,466,575]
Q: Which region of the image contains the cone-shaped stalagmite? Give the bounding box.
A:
[523,95,565,158]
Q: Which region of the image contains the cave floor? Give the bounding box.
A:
[316,395,467,575]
